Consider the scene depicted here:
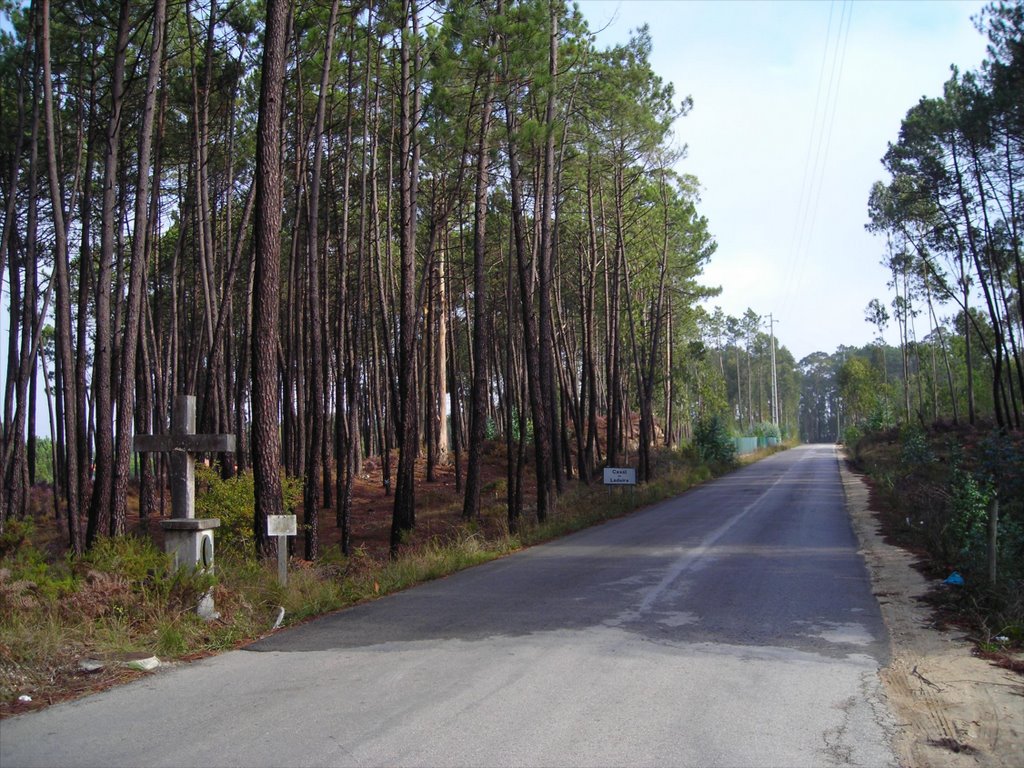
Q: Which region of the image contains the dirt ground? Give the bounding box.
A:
[839,454,1024,768]
[88,449,517,562]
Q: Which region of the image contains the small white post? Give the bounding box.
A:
[278,536,287,586]
[267,515,298,586]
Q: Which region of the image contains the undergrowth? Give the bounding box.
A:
[849,425,1024,647]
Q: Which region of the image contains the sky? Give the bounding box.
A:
[576,0,992,362]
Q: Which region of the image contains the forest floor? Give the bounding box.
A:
[2,446,527,717]
[841,453,1024,768]
[157,442,520,558]
[28,441,519,563]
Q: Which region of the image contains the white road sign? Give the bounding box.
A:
[603,467,637,485]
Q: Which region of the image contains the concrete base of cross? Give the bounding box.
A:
[161,518,220,574]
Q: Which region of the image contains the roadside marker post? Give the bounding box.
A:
[267,515,298,586]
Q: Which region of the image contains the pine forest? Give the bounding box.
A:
[0,0,1021,562]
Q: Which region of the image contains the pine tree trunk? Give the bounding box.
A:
[251,0,290,557]
[302,0,339,561]
[42,0,83,553]
[462,22,495,522]
[391,0,421,554]
[506,113,553,523]
[87,0,131,545]
[112,0,167,536]
[538,3,561,495]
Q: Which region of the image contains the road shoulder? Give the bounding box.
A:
[839,449,1024,768]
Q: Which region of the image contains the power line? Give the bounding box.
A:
[784,0,837,277]
[780,1,853,312]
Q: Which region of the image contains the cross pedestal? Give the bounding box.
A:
[134,395,235,575]
[161,518,220,572]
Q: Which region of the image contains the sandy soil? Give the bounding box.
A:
[839,454,1024,768]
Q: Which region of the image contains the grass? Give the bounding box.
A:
[0,442,788,714]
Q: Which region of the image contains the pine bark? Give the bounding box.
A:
[391,0,421,554]
[462,15,496,522]
[302,0,339,561]
[87,0,131,545]
[41,0,82,553]
[112,0,167,536]
[251,0,290,556]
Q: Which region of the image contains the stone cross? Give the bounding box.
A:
[134,394,235,576]
[134,395,235,519]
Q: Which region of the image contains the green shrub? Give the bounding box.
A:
[867,401,897,432]
[28,438,56,485]
[195,466,302,558]
[960,517,1024,584]
[0,518,40,562]
[484,417,498,441]
[83,534,171,583]
[693,414,737,465]
[752,421,781,441]
[0,519,77,602]
[948,467,991,558]
[978,430,1024,506]
[948,467,1024,583]
[899,425,934,466]
[842,425,863,447]
[509,409,533,443]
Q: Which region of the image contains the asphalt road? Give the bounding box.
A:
[1,444,898,767]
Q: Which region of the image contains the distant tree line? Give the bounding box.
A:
[693,306,799,441]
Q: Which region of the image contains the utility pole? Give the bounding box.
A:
[768,314,779,427]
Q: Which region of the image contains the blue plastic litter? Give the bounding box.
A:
[944,571,965,586]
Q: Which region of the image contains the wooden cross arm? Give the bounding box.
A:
[134,434,236,453]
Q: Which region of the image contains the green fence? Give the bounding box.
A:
[735,437,758,455]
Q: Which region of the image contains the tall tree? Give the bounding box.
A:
[462,0,498,522]
[86,0,131,545]
[40,0,82,552]
[301,0,340,561]
[391,0,421,554]
[111,0,168,537]
[251,0,290,556]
